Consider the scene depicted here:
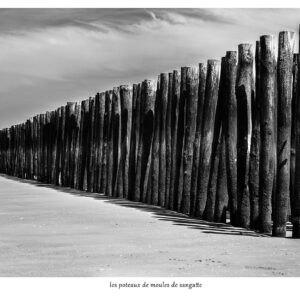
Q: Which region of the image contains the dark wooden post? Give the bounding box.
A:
[173,67,188,211]
[215,133,229,223]
[114,85,132,198]
[92,93,100,192]
[168,70,181,210]
[150,77,161,205]
[273,31,295,237]
[128,84,140,200]
[165,73,173,208]
[87,98,95,192]
[294,25,300,238]
[134,80,156,202]
[73,103,81,189]
[181,66,199,215]
[195,60,220,218]
[190,63,206,216]
[236,43,253,228]
[205,57,226,222]
[249,41,261,229]
[290,54,298,217]
[59,107,66,186]
[159,73,168,207]
[102,91,112,194]
[78,100,90,190]
[111,88,121,196]
[259,35,276,234]
[68,103,77,188]
[94,92,105,193]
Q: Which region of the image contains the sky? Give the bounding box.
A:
[0,8,299,128]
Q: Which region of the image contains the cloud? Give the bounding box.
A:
[0,8,299,128]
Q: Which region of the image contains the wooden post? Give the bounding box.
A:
[87,98,95,192]
[102,91,112,194]
[111,88,121,196]
[68,103,77,188]
[73,102,82,189]
[165,73,173,208]
[249,41,261,230]
[173,67,187,211]
[94,92,105,193]
[159,73,168,207]
[290,54,298,217]
[114,85,132,198]
[128,84,140,200]
[293,33,300,237]
[236,43,253,228]
[205,57,226,222]
[259,35,276,234]
[190,63,206,216]
[150,77,161,205]
[168,70,181,210]
[181,66,199,215]
[134,80,156,202]
[78,100,89,190]
[195,60,220,218]
[215,133,229,223]
[273,31,295,237]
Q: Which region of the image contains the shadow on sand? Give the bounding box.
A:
[1,173,284,238]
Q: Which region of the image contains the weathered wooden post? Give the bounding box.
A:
[159,73,168,207]
[195,60,220,218]
[215,133,229,223]
[181,66,199,215]
[150,77,161,205]
[86,98,95,192]
[190,63,206,216]
[78,100,90,190]
[292,27,300,238]
[259,35,276,234]
[68,103,78,188]
[94,92,105,193]
[134,80,156,202]
[205,57,226,222]
[290,54,299,215]
[236,43,253,228]
[173,67,187,211]
[92,93,100,191]
[165,73,173,208]
[168,70,181,210]
[73,102,81,189]
[249,41,261,229]
[128,84,140,200]
[273,31,295,237]
[54,108,62,186]
[114,85,132,198]
[102,91,112,194]
[111,88,121,196]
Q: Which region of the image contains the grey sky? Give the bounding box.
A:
[0,8,299,128]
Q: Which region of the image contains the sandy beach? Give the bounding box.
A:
[0,174,299,277]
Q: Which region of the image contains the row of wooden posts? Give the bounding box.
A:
[1,29,300,238]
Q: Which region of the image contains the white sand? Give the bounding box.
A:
[0,174,299,277]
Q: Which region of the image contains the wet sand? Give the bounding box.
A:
[0,174,299,277]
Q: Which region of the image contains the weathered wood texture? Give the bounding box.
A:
[273,31,295,237]
[195,60,220,218]
[181,66,199,215]
[236,44,253,229]
[249,41,261,230]
[190,63,206,216]
[259,35,276,234]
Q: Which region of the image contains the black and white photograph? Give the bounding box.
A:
[0,1,300,299]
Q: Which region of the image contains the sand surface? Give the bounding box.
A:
[0,174,300,277]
